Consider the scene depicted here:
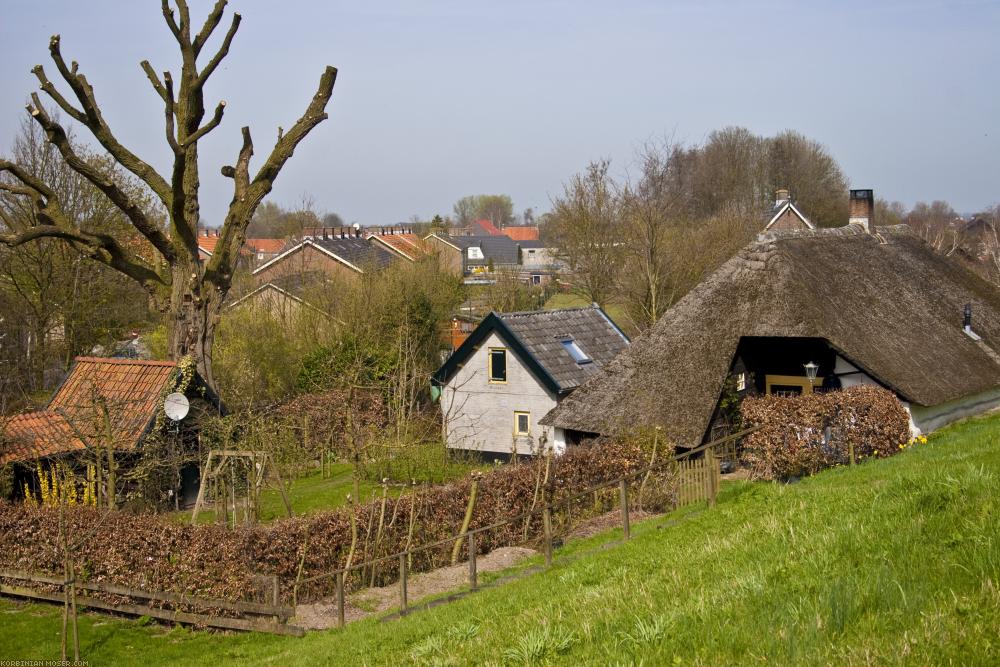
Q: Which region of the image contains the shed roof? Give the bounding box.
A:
[2,357,183,463]
[1,411,86,464]
[541,225,1000,445]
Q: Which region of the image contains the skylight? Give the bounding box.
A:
[561,338,592,364]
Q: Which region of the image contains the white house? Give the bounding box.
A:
[433,306,629,457]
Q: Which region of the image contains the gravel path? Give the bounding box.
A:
[294,546,536,630]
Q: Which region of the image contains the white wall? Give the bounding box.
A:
[834,356,880,389]
[909,386,1000,435]
[441,332,558,455]
[836,355,1000,435]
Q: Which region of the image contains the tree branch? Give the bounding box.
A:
[193,0,229,57]
[24,101,177,263]
[182,100,226,147]
[140,60,168,102]
[162,73,181,154]
[0,162,166,290]
[34,34,173,208]
[197,12,241,87]
[249,66,337,195]
[160,0,183,42]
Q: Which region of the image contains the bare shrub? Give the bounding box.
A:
[740,385,911,481]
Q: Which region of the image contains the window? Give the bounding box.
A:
[514,411,530,435]
[488,348,507,383]
[735,372,746,392]
[560,338,591,364]
[532,274,541,285]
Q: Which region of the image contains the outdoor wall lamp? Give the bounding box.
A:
[804,361,819,387]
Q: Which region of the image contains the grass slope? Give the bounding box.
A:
[3,414,999,665]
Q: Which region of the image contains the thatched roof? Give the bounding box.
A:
[541,225,1000,445]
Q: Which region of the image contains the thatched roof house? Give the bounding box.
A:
[541,224,1000,447]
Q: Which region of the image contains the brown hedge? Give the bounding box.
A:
[0,438,675,612]
[740,385,911,481]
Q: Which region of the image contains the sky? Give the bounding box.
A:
[1,0,998,225]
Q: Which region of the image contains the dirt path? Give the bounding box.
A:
[294,546,536,630]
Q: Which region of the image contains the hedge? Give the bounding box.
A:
[740,385,912,481]
[0,438,675,612]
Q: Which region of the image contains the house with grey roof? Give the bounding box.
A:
[252,228,397,286]
[433,306,629,456]
[424,233,521,280]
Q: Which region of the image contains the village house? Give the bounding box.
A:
[764,188,814,231]
[366,226,430,261]
[197,229,286,268]
[423,232,521,280]
[433,306,629,457]
[542,189,1000,448]
[251,227,397,285]
[2,356,223,506]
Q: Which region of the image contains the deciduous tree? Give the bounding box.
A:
[0,1,338,389]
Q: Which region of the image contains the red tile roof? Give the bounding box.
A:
[370,233,429,260]
[471,220,502,236]
[1,357,179,463]
[246,238,286,255]
[503,226,540,241]
[1,411,86,464]
[198,234,255,257]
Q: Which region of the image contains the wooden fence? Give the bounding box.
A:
[295,427,754,627]
[0,569,304,637]
[0,427,754,635]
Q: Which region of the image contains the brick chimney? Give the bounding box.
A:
[775,188,790,205]
[849,189,875,232]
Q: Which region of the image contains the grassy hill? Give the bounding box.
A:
[3,413,1000,665]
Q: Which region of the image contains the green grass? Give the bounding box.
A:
[543,292,628,330]
[4,413,1000,665]
[257,464,394,521]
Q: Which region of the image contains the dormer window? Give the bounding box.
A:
[488,348,507,383]
[561,338,591,364]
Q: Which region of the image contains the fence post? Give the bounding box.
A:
[619,479,631,540]
[707,449,718,507]
[270,574,280,623]
[336,571,345,628]
[542,507,553,567]
[849,441,856,466]
[468,532,478,591]
[399,554,408,612]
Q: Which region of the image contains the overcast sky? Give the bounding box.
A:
[1,0,998,225]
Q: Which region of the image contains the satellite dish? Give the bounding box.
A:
[164,392,190,421]
[352,222,361,230]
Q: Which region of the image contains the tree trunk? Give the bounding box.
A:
[166,261,225,389]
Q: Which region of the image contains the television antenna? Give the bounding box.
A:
[164,392,190,421]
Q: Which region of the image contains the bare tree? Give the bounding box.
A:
[0,1,337,388]
[547,160,623,308]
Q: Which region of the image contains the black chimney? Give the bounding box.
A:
[964,303,973,331]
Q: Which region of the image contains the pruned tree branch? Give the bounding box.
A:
[160,0,183,42]
[182,100,226,146]
[26,98,177,263]
[197,11,241,87]
[140,60,168,102]
[34,35,173,208]
[162,73,181,155]
[193,0,230,57]
[0,161,165,290]
[205,66,337,280]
